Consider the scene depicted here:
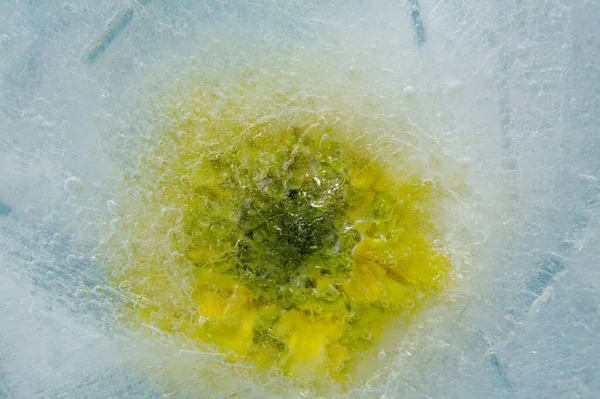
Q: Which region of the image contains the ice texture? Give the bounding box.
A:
[1,1,599,398]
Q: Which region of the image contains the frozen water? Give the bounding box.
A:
[1,0,599,398]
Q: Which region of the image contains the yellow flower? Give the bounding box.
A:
[100,64,462,394]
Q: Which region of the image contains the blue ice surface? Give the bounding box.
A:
[85,0,153,64]
[408,0,426,45]
[0,203,12,216]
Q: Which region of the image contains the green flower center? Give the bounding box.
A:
[184,126,374,309]
[236,187,340,290]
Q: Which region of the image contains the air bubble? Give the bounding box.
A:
[403,86,416,96]
[377,351,386,360]
[445,79,463,94]
[118,280,131,292]
[63,176,84,194]
[107,200,118,214]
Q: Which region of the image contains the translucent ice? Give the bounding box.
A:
[1,1,598,398]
